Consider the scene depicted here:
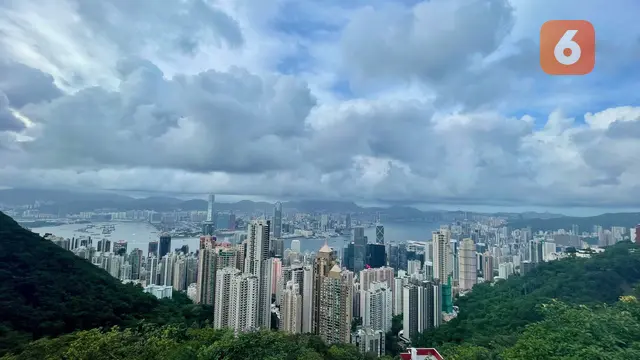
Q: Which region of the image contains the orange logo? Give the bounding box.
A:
[540,20,595,75]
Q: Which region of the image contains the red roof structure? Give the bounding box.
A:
[399,348,444,360]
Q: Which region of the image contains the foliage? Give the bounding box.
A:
[1,325,381,360]
[502,298,640,359]
[0,212,213,356]
[414,241,640,358]
[385,314,403,356]
[14,294,640,360]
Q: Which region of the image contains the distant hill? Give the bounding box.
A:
[0,188,444,221]
[0,211,212,355]
[508,212,640,232]
[495,211,565,220]
[1,188,566,222]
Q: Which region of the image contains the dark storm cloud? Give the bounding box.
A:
[0,62,63,108]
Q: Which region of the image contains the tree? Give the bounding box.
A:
[385,314,403,356]
[503,299,640,359]
[2,325,375,360]
[413,242,640,357]
[0,212,213,355]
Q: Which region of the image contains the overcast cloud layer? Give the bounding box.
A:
[1,0,640,209]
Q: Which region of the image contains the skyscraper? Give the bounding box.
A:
[393,274,409,316]
[270,238,284,258]
[172,256,188,291]
[97,239,111,252]
[366,243,386,268]
[160,252,176,286]
[375,224,385,245]
[458,238,477,291]
[432,230,451,281]
[159,233,171,259]
[483,252,495,282]
[345,213,352,230]
[388,243,408,271]
[402,284,419,341]
[148,241,158,257]
[273,202,282,238]
[229,273,259,333]
[319,265,353,344]
[196,245,216,305]
[113,240,128,255]
[207,194,215,221]
[214,267,240,329]
[302,265,314,333]
[353,226,366,273]
[281,281,303,333]
[529,240,543,263]
[128,248,143,280]
[202,194,216,236]
[403,280,441,342]
[312,242,352,344]
[360,266,395,292]
[147,256,158,285]
[197,240,239,306]
[245,220,272,329]
[291,239,301,253]
[361,281,392,332]
[312,242,337,333]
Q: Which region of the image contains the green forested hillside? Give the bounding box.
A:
[0,211,213,355]
[2,325,395,360]
[414,242,640,358]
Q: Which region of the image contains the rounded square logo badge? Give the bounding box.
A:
[540,20,595,75]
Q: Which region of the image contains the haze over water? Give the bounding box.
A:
[32,221,440,256]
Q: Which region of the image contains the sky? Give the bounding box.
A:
[0,0,640,215]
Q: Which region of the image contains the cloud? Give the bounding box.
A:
[0,0,640,210]
[0,62,63,107]
[15,59,315,173]
[0,0,246,91]
[339,0,526,109]
[0,92,24,132]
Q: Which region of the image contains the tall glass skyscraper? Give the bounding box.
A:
[273,202,282,238]
[202,194,216,236]
[353,226,366,273]
[159,233,171,259]
[375,224,385,244]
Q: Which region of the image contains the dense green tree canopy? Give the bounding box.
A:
[1,325,396,360]
[415,242,640,359]
[0,212,212,355]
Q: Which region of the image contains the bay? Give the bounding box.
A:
[32,221,440,257]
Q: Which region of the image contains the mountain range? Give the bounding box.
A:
[508,212,640,232]
[0,188,565,222]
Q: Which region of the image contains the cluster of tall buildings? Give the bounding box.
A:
[48,231,198,298]
[199,219,358,349]
[51,196,639,357]
[46,214,465,356]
